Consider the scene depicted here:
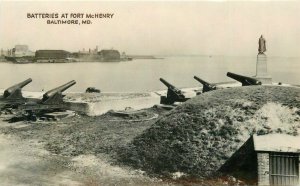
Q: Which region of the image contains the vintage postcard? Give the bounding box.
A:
[0,1,299,185]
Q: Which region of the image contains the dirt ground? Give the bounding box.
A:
[0,107,177,186]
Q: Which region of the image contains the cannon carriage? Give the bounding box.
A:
[159,78,189,105]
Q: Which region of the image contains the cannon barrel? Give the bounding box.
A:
[194,76,205,84]
[227,72,261,86]
[194,76,216,92]
[159,78,176,89]
[43,80,76,100]
[194,76,212,87]
[3,78,32,98]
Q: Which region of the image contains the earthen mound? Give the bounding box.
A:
[118,86,300,178]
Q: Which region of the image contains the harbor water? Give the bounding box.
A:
[0,55,299,92]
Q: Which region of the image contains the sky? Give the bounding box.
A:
[0,1,300,57]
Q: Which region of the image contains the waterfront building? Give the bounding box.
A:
[12,45,35,57]
[98,49,120,61]
[35,50,70,60]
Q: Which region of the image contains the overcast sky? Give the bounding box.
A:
[1,1,300,56]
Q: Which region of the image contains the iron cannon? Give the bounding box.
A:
[194,76,217,93]
[227,72,262,86]
[7,80,82,122]
[18,80,76,113]
[42,80,76,104]
[0,78,34,110]
[159,78,189,105]
[3,78,32,99]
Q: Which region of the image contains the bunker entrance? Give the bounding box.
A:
[270,153,299,186]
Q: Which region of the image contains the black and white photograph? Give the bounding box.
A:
[0,1,299,185]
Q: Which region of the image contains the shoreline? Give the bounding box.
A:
[0,82,298,116]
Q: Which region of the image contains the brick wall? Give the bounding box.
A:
[257,152,270,186]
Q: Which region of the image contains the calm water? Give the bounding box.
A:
[0,56,299,92]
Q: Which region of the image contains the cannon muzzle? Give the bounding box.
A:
[194,76,217,93]
[42,80,76,102]
[227,72,261,86]
[3,78,32,99]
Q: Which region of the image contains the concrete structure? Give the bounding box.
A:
[256,54,268,77]
[255,54,272,84]
[219,134,300,185]
[64,92,160,115]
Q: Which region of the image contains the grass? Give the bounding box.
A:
[118,86,300,180]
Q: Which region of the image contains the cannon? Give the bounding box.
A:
[0,78,33,110]
[159,78,189,105]
[3,78,32,99]
[194,76,217,93]
[227,72,262,86]
[18,80,76,113]
[42,80,76,104]
[7,80,80,122]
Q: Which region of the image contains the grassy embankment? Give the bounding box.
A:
[118,86,300,180]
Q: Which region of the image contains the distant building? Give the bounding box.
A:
[219,134,300,186]
[15,45,28,52]
[72,48,123,62]
[98,49,120,61]
[35,50,70,60]
[12,45,34,57]
[78,46,99,55]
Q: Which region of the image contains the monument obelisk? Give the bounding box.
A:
[254,35,272,84]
